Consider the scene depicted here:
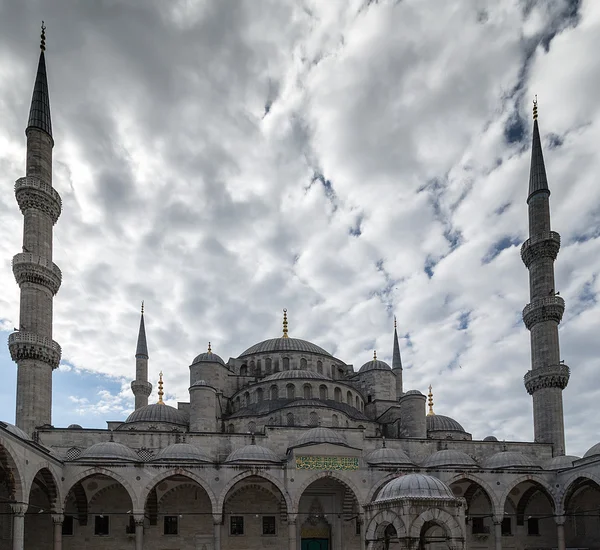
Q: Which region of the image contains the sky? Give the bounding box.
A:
[0,0,598,457]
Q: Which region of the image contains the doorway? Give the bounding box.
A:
[301,539,329,550]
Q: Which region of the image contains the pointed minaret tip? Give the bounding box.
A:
[392,316,403,370]
[27,21,52,138]
[528,95,549,202]
[135,303,149,358]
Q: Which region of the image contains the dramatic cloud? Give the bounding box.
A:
[0,0,598,456]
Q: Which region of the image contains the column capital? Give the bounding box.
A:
[287,513,298,524]
[10,503,27,516]
[51,513,64,524]
[555,515,566,526]
[213,514,223,525]
[133,513,145,526]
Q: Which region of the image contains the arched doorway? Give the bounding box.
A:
[419,521,451,550]
[449,477,495,545]
[0,442,23,546]
[24,468,59,550]
[563,476,600,548]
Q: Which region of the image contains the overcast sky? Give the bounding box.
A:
[0,0,598,457]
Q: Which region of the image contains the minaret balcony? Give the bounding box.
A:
[131,380,152,397]
[524,364,570,395]
[520,231,560,268]
[522,295,565,330]
[8,331,61,369]
[14,176,62,224]
[12,253,62,295]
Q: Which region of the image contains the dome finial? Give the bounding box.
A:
[394,316,397,330]
[157,371,164,404]
[533,95,538,121]
[382,435,386,448]
[141,300,144,315]
[282,308,289,338]
[373,350,377,361]
[427,385,435,416]
[40,21,46,52]
[208,341,212,353]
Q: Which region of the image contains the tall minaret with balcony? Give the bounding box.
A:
[131,302,152,409]
[392,316,403,399]
[9,24,62,435]
[521,98,569,456]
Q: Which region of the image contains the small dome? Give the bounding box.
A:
[191,351,225,365]
[225,444,281,464]
[584,442,600,459]
[367,447,414,467]
[239,337,331,357]
[482,451,537,469]
[483,436,498,441]
[79,441,138,461]
[292,427,348,449]
[67,424,83,430]
[125,404,188,426]
[153,443,211,463]
[422,450,477,468]
[427,414,466,433]
[359,359,391,373]
[262,370,329,382]
[376,474,455,502]
[404,390,424,396]
[0,422,31,440]
[543,455,580,470]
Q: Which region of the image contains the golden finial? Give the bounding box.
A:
[533,95,538,121]
[208,341,212,353]
[427,385,435,416]
[141,300,144,315]
[373,350,377,361]
[40,21,46,52]
[282,308,289,338]
[157,371,164,404]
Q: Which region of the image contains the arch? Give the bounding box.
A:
[347,390,352,404]
[240,365,248,376]
[140,469,217,515]
[446,473,501,514]
[265,358,272,373]
[355,396,360,409]
[216,471,292,516]
[365,510,407,541]
[309,411,319,427]
[283,357,290,371]
[0,437,25,502]
[270,385,279,400]
[409,508,463,539]
[319,385,328,400]
[256,359,261,375]
[28,466,61,513]
[65,481,88,526]
[249,360,255,375]
[292,470,364,513]
[300,358,307,369]
[334,387,342,402]
[516,484,555,525]
[304,384,313,399]
[499,475,557,516]
[559,471,600,513]
[286,383,295,399]
[287,413,295,426]
[317,361,323,374]
[88,482,131,509]
[244,391,250,406]
[256,388,264,402]
[332,414,339,427]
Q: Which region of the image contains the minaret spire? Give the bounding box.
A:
[521,98,569,456]
[392,316,403,398]
[27,22,52,139]
[131,302,152,409]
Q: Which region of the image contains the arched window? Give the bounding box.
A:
[309,412,319,426]
[228,423,235,433]
[274,359,280,372]
[240,365,248,376]
[347,391,352,404]
[244,391,250,407]
[283,357,290,371]
[319,385,328,400]
[300,358,307,369]
[332,414,339,427]
[334,387,342,402]
[256,388,264,402]
[286,413,294,426]
[268,417,275,425]
[256,359,261,375]
[331,365,336,379]
[248,421,256,433]
[265,358,272,374]
[270,385,279,400]
[355,396,360,409]
[287,384,295,399]
[235,396,240,410]
[317,361,323,374]
[304,384,312,399]
[249,360,255,375]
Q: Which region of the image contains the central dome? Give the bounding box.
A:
[239,337,331,357]
[262,370,329,381]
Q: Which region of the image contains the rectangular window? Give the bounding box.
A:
[62,515,74,536]
[94,515,109,536]
[164,515,178,535]
[527,517,540,535]
[230,515,244,536]
[355,519,361,535]
[125,515,135,534]
[471,517,488,534]
[262,516,276,536]
[501,517,512,536]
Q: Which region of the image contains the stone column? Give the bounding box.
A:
[11,504,26,550]
[134,515,144,550]
[213,514,222,550]
[52,514,63,550]
[288,516,297,550]
[493,520,502,550]
[556,516,566,550]
[359,514,366,550]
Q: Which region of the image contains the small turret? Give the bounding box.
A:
[189,378,218,433]
[392,316,403,398]
[131,302,152,409]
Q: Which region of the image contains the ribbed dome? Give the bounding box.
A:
[404,390,424,396]
[239,338,331,357]
[225,444,281,464]
[79,441,138,461]
[0,422,31,440]
[359,359,391,373]
[543,455,580,470]
[153,443,211,463]
[292,427,348,448]
[483,436,498,441]
[67,424,83,430]
[366,447,413,466]
[427,414,465,433]
[376,474,455,502]
[483,451,537,469]
[262,370,329,381]
[125,404,188,426]
[422,450,477,468]
[191,351,225,365]
[584,442,600,459]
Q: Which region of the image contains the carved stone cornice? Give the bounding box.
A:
[522,296,565,330]
[14,176,62,224]
[131,380,152,397]
[521,231,560,268]
[524,364,570,395]
[8,331,61,369]
[12,253,61,295]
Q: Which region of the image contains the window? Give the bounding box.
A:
[248,421,256,433]
[471,517,487,534]
[240,365,248,376]
[300,358,307,369]
[94,515,109,536]
[270,385,279,400]
[265,358,272,374]
[230,516,244,535]
[319,385,328,400]
[317,361,323,374]
[228,423,234,433]
[249,361,255,375]
[256,359,261,375]
[274,359,280,372]
[309,412,319,426]
[332,414,339,427]
[355,519,361,535]
[287,384,295,399]
[355,396,360,409]
[287,413,295,426]
[262,516,276,535]
[62,515,74,536]
[334,387,342,402]
[244,391,250,406]
[164,515,178,535]
[126,515,135,534]
[283,357,290,371]
[256,388,264,402]
[501,517,512,536]
[304,384,312,399]
[347,391,352,404]
[331,365,336,379]
[527,518,539,536]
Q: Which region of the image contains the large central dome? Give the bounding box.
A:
[239,337,331,358]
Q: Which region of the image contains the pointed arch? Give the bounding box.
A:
[409,507,463,539]
[446,473,501,514]
[0,438,25,502]
[559,471,600,514]
[63,467,139,510]
[499,474,557,515]
[365,509,407,540]
[28,466,61,513]
[292,470,363,513]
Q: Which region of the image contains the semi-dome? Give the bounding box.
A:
[427,414,466,433]
[422,450,477,468]
[191,351,225,366]
[584,442,600,459]
[543,455,580,470]
[483,436,498,441]
[291,427,348,449]
[153,443,211,463]
[482,451,537,469]
[225,443,281,464]
[262,370,329,382]
[376,474,455,502]
[0,421,31,440]
[78,441,138,461]
[366,447,414,467]
[359,359,391,373]
[239,337,331,357]
[125,404,188,426]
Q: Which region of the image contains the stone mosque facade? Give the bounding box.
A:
[1,29,600,550]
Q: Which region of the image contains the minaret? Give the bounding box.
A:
[131,302,152,409]
[8,24,62,435]
[392,316,403,398]
[521,98,569,456]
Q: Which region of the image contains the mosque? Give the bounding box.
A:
[1,26,600,550]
